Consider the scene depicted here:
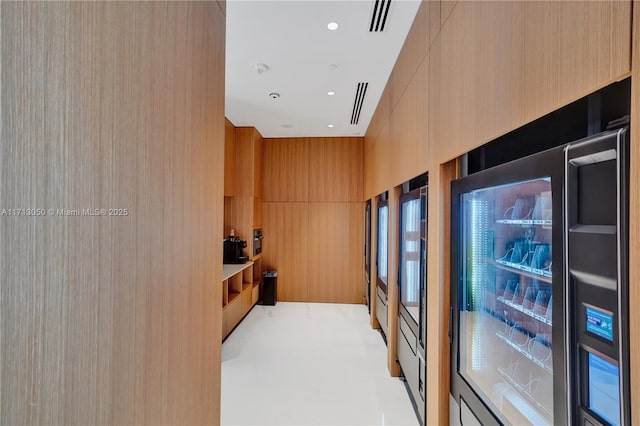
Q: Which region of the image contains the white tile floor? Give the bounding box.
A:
[221,302,420,426]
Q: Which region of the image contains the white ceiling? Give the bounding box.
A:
[225,0,421,138]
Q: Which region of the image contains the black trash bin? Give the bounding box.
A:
[262,271,277,305]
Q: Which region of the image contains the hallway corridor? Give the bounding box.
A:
[221,302,419,425]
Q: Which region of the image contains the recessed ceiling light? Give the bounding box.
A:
[269,92,280,99]
[328,124,335,128]
[327,91,335,96]
[327,22,339,31]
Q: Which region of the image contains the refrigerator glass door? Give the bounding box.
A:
[419,187,428,351]
[377,204,389,289]
[400,194,421,323]
[458,178,554,425]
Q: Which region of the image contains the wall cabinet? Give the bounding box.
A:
[224,119,237,197]
[224,126,264,260]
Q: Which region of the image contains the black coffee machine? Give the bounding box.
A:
[223,236,248,264]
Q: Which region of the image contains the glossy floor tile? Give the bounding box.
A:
[221,302,420,426]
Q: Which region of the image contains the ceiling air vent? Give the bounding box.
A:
[351,82,369,125]
[369,0,392,32]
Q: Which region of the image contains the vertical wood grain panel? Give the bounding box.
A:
[262,202,309,301]
[307,203,363,303]
[262,136,363,303]
[425,159,458,425]
[263,138,309,202]
[390,53,429,186]
[440,1,457,27]
[390,1,429,111]
[365,0,632,200]
[254,132,264,199]
[429,0,441,47]
[366,83,392,150]
[224,119,237,196]
[225,126,263,244]
[0,2,224,424]
[308,137,363,202]
[235,127,258,197]
[629,2,639,423]
[216,0,226,17]
[253,197,262,228]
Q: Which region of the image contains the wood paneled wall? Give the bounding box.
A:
[364,1,633,424]
[224,119,237,197]
[262,137,364,303]
[0,2,225,424]
[224,126,263,241]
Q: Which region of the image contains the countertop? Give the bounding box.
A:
[222,261,254,281]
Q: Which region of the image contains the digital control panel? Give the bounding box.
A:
[586,306,614,342]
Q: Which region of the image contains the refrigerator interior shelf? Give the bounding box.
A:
[495,332,553,374]
[496,219,553,227]
[494,259,553,283]
[496,296,552,326]
[497,370,553,421]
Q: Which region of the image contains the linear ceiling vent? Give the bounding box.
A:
[351,82,369,125]
[369,0,392,32]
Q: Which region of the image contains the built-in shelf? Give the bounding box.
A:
[223,261,254,281]
[496,219,552,227]
[495,332,553,374]
[494,259,552,283]
[227,292,241,304]
[497,370,553,423]
[221,257,263,340]
[497,296,552,326]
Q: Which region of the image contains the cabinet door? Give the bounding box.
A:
[253,131,263,198]
[253,197,262,227]
[242,287,252,314]
[224,119,236,197]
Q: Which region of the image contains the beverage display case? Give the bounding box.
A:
[450,128,630,426]
[399,189,422,328]
[376,193,389,337]
[457,178,555,425]
[365,200,371,310]
[397,176,428,424]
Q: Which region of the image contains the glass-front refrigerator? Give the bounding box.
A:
[399,188,422,331]
[365,200,371,311]
[397,182,428,422]
[376,194,389,337]
[450,128,630,426]
[419,186,427,355]
[377,200,389,294]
